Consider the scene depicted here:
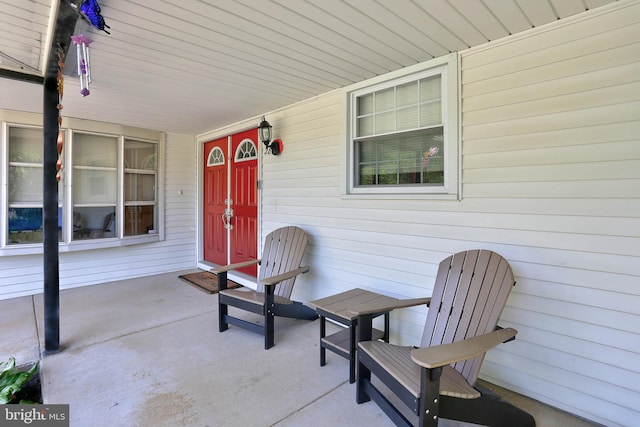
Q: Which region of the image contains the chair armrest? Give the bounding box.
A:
[210,259,260,274]
[410,327,517,369]
[260,266,310,286]
[349,297,431,316]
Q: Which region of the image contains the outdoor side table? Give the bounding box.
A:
[309,288,396,383]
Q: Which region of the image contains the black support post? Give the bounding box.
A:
[40,0,81,356]
[42,75,60,355]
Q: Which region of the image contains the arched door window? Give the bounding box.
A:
[235,138,257,162]
[207,146,225,166]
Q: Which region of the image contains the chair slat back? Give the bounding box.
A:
[256,226,309,299]
[421,250,515,385]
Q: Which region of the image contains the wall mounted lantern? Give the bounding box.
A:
[258,116,282,155]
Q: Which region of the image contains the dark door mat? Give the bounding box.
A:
[178,271,241,294]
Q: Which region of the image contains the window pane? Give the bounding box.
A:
[377,137,399,161]
[420,75,441,102]
[421,129,444,185]
[8,208,43,244]
[73,207,115,240]
[357,116,373,137]
[355,128,444,187]
[399,159,420,184]
[9,166,43,203]
[124,140,156,170]
[73,169,117,204]
[420,101,442,126]
[125,173,156,201]
[397,81,418,107]
[358,140,376,163]
[125,205,155,236]
[375,88,394,112]
[357,93,373,115]
[9,127,42,163]
[377,161,398,185]
[375,111,394,134]
[7,207,62,244]
[73,133,117,167]
[358,164,376,186]
[397,105,419,131]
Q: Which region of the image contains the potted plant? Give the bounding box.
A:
[0,357,40,404]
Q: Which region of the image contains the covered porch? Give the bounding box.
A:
[2,272,600,426]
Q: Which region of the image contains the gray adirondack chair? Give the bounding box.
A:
[353,249,535,427]
[211,226,317,349]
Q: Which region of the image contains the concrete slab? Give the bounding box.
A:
[5,270,602,427]
[33,270,210,352]
[40,306,371,426]
[0,294,40,365]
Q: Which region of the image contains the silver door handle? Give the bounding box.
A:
[221,208,233,230]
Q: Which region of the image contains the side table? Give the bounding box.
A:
[310,288,399,383]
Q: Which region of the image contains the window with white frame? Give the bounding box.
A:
[346,54,459,198]
[6,126,62,244]
[72,132,118,240]
[2,123,161,252]
[123,138,157,236]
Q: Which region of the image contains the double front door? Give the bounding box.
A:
[203,129,258,277]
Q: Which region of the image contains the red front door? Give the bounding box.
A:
[203,137,228,266]
[203,130,258,277]
[230,130,258,272]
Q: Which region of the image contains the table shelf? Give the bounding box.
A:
[321,327,385,358]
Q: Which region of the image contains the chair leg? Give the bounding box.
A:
[356,357,372,404]
[349,322,357,383]
[219,300,229,332]
[419,366,443,427]
[356,313,375,403]
[264,286,275,349]
[320,315,326,367]
[217,272,229,332]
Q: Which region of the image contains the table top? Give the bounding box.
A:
[309,288,399,321]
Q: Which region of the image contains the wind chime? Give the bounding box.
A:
[69,0,110,97]
[70,34,92,97]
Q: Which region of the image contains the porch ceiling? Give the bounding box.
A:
[0,0,619,136]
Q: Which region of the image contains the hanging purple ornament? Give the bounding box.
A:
[71,34,93,97]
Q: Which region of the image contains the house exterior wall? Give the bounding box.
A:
[250,4,639,426]
[0,129,198,299]
[457,4,640,426]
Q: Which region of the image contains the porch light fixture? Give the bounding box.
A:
[258,116,282,155]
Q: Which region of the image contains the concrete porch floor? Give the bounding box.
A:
[1,271,602,427]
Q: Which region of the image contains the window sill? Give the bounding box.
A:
[340,192,460,201]
[0,234,161,257]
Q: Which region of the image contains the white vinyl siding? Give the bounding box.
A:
[255,4,638,427]
[458,4,640,426]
